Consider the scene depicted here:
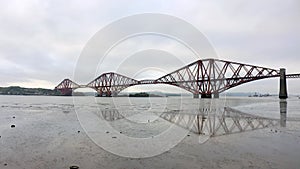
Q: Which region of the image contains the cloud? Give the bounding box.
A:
[0,0,299,94]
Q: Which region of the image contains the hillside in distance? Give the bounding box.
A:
[0,86,60,96]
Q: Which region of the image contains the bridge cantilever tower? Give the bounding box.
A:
[55,58,299,97]
[86,72,139,97]
[155,59,280,98]
[55,79,80,96]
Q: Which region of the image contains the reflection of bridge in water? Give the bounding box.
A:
[55,58,300,99]
[96,106,283,137]
[160,107,279,136]
[100,109,133,121]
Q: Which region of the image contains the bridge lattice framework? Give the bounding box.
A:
[55,58,299,98]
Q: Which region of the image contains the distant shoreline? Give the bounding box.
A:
[2,86,296,97]
[0,86,60,96]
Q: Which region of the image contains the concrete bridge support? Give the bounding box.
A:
[194,93,219,99]
[57,88,73,96]
[194,93,218,99]
[201,94,212,98]
[279,68,288,99]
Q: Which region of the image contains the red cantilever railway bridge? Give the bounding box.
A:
[55,58,299,98]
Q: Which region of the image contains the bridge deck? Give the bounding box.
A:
[55,59,300,96]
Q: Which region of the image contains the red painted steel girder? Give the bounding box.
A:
[55,59,290,96]
[155,58,280,95]
[87,72,139,96]
[55,79,80,95]
[286,73,300,78]
[138,79,156,84]
[55,79,80,89]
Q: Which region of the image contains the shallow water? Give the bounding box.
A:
[1,95,299,138]
[0,95,300,168]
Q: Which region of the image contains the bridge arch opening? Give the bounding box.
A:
[223,78,279,96]
[70,88,98,96]
[56,58,300,98]
[120,84,190,97]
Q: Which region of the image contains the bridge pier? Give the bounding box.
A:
[279,68,288,99]
[194,93,217,99]
[201,94,212,98]
[57,88,73,96]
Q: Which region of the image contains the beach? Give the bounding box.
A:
[0,95,300,169]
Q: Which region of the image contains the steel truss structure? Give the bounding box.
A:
[286,73,300,78]
[86,72,139,96]
[55,79,80,96]
[55,58,299,96]
[155,59,279,97]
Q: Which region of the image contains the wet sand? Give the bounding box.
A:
[1,97,300,169]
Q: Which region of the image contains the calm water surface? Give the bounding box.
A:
[1,95,299,137]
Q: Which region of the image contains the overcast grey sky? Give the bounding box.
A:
[0,0,299,94]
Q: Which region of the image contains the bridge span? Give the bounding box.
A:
[55,58,299,98]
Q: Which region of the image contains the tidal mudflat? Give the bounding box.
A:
[0,95,300,169]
